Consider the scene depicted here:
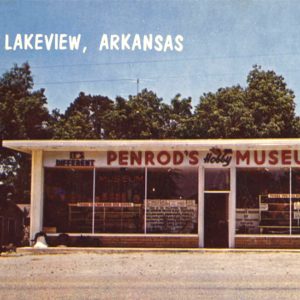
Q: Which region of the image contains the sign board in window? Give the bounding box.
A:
[294,202,300,210]
[294,211,300,219]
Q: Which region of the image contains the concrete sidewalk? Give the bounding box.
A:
[13,246,300,255]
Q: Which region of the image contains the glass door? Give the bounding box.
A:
[204,168,230,247]
[204,193,229,248]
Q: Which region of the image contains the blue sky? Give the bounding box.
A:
[1,0,300,113]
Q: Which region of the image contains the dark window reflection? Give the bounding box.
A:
[205,169,230,191]
[148,168,198,200]
[44,168,93,233]
[236,168,290,235]
[237,168,289,208]
[147,168,198,234]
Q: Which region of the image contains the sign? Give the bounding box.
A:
[294,211,300,219]
[260,203,269,211]
[56,159,95,167]
[55,152,95,167]
[106,150,200,166]
[236,150,300,166]
[268,194,300,199]
[203,148,232,167]
[70,152,84,159]
[45,149,300,168]
[236,208,260,234]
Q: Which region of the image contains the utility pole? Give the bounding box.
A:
[137,78,140,95]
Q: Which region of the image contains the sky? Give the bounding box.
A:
[1,0,300,114]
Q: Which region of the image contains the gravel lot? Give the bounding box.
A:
[1,250,300,299]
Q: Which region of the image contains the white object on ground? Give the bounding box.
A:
[33,236,48,249]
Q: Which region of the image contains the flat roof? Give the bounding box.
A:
[4,139,300,154]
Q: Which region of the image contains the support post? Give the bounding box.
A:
[144,167,148,234]
[229,166,236,248]
[198,166,204,248]
[30,150,44,244]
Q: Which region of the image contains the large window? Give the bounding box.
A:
[94,168,145,233]
[236,168,290,234]
[44,168,145,234]
[44,168,93,233]
[44,167,198,235]
[147,168,198,233]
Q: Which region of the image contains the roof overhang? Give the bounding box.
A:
[3,139,300,154]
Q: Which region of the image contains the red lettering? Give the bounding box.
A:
[188,151,199,165]
[145,151,155,165]
[173,151,184,165]
[294,151,300,165]
[268,150,278,165]
[281,150,292,165]
[107,151,117,165]
[254,151,266,165]
[119,151,128,166]
[236,151,250,165]
[157,151,171,165]
[130,151,142,166]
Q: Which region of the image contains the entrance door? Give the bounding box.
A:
[204,193,228,248]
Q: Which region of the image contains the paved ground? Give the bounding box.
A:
[1,249,300,299]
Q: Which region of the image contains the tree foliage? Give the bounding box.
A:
[55,89,169,139]
[246,65,296,137]
[51,92,114,139]
[114,89,166,139]
[0,63,50,139]
[0,63,51,203]
[194,86,255,138]
[52,65,298,140]
[164,94,194,138]
[194,65,298,138]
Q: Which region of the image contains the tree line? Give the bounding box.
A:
[0,62,300,202]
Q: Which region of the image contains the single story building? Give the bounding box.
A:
[0,201,24,247]
[4,139,300,248]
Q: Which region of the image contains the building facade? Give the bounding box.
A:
[4,139,300,248]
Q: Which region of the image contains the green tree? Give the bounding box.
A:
[126,89,166,138]
[165,94,194,138]
[52,92,114,139]
[194,66,298,138]
[194,86,255,138]
[0,63,51,203]
[246,65,297,137]
[104,96,132,139]
[0,63,50,139]
[105,89,167,139]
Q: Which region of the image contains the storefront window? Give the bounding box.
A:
[44,168,93,233]
[205,169,230,191]
[236,168,290,234]
[291,169,300,234]
[147,168,198,234]
[95,168,145,233]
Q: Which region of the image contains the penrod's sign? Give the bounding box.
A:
[106,149,233,167]
[45,149,300,168]
[107,150,199,166]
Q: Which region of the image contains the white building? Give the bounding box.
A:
[4,139,300,248]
